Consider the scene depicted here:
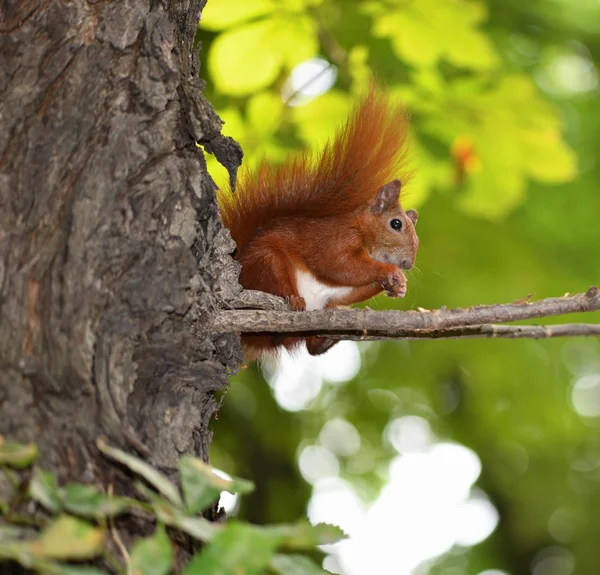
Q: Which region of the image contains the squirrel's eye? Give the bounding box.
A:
[390,218,403,231]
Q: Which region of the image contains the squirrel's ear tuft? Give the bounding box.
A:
[406,209,418,224]
[371,179,401,213]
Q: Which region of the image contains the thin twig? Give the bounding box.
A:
[323,323,600,341]
[107,484,130,570]
[210,287,600,340]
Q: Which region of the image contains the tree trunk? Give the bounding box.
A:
[0,0,241,499]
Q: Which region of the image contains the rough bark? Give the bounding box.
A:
[0,0,241,504]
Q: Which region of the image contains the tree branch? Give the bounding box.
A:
[210,287,600,340]
[325,323,600,341]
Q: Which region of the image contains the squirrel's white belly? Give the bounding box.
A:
[295,270,353,311]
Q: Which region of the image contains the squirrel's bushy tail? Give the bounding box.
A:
[218,87,411,252]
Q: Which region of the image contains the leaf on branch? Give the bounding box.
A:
[201,0,276,31]
[266,521,347,549]
[0,543,59,575]
[0,525,25,541]
[179,455,254,515]
[26,515,105,560]
[61,483,130,519]
[181,522,281,575]
[129,524,173,575]
[30,469,131,519]
[97,438,183,508]
[30,468,61,513]
[270,554,331,575]
[172,515,220,542]
[55,567,110,575]
[133,480,220,542]
[207,15,317,96]
[0,441,39,468]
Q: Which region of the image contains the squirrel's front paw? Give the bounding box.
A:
[383,268,407,298]
[287,295,307,311]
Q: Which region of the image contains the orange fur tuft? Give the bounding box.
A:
[219,88,411,252]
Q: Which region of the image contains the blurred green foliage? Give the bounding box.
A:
[0,440,344,574]
[200,0,577,217]
[199,0,600,573]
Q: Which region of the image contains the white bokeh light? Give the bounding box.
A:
[306,441,497,575]
[281,57,338,106]
[308,477,365,536]
[571,373,600,418]
[299,445,339,484]
[561,340,600,377]
[531,546,575,575]
[218,490,239,515]
[269,346,499,572]
[317,341,361,383]
[320,418,361,457]
[549,54,598,94]
[455,492,500,546]
[264,342,361,412]
[385,415,434,454]
[548,507,579,544]
[264,349,323,411]
[536,52,599,96]
[215,469,240,515]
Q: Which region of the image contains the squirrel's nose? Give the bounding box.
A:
[400,259,414,270]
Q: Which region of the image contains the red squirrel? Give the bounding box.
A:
[219,89,419,361]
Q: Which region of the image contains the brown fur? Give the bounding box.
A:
[218,88,419,361]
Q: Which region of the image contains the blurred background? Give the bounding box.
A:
[198,1,600,574]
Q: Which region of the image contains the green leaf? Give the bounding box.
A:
[134,480,219,542]
[0,540,106,574]
[208,16,317,96]
[200,0,276,31]
[273,15,318,69]
[270,554,330,575]
[372,0,498,70]
[60,483,129,519]
[56,567,110,575]
[130,525,172,575]
[179,456,253,515]
[417,73,576,217]
[459,118,526,218]
[291,90,352,148]
[0,525,24,541]
[209,18,282,96]
[520,128,577,183]
[347,45,371,86]
[0,541,54,572]
[134,480,187,528]
[27,515,105,560]
[0,441,39,468]
[97,439,183,508]
[247,91,284,136]
[374,10,439,67]
[267,522,347,549]
[30,468,61,513]
[172,515,220,542]
[181,522,280,575]
[444,27,498,70]
[134,480,169,505]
